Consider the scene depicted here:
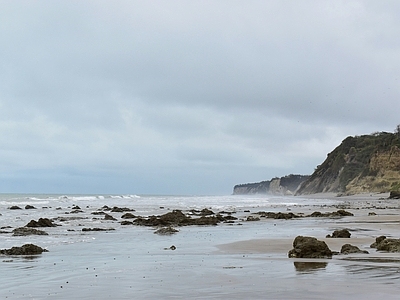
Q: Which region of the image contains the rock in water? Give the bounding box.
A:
[370,236,400,252]
[12,227,48,236]
[26,218,57,227]
[154,226,179,235]
[0,244,48,255]
[340,244,369,254]
[326,229,351,238]
[288,236,332,258]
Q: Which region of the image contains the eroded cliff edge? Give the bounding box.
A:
[234,131,400,196]
[296,132,400,195]
[233,174,310,195]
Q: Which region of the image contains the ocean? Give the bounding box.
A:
[1,193,400,299]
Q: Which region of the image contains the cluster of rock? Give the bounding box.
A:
[254,209,354,220]
[288,235,368,258]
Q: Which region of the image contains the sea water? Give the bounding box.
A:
[1,194,400,299]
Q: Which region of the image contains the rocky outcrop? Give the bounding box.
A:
[296,132,400,195]
[326,229,351,239]
[340,244,369,254]
[0,244,48,255]
[288,236,332,258]
[326,229,351,238]
[26,218,57,227]
[370,236,400,252]
[133,209,224,227]
[12,227,48,236]
[154,226,179,235]
[233,174,309,195]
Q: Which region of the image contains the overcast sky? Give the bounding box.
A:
[0,1,399,195]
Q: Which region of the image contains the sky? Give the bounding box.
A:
[0,0,399,195]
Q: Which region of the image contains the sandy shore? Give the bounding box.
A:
[218,192,400,258]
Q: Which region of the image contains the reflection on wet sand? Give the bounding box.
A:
[294,261,328,273]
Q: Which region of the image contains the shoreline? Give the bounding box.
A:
[218,191,400,259]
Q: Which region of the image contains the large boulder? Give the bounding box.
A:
[288,236,332,258]
[0,244,48,255]
[370,236,400,252]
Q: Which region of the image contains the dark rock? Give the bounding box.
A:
[192,216,219,225]
[326,229,351,238]
[370,236,387,248]
[25,205,36,209]
[134,209,221,227]
[370,236,400,252]
[340,244,369,254]
[389,190,400,199]
[82,228,115,232]
[0,244,48,255]
[104,214,117,221]
[26,218,57,227]
[72,205,81,210]
[246,216,260,221]
[288,236,332,258]
[121,213,136,219]
[164,245,176,250]
[368,212,377,216]
[221,215,238,221]
[120,221,134,225]
[308,210,354,218]
[257,211,299,219]
[91,211,106,215]
[111,207,135,213]
[8,206,22,210]
[154,226,179,235]
[70,209,83,214]
[101,205,111,211]
[12,227,48,236]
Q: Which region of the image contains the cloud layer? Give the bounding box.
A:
[1,1,399,194]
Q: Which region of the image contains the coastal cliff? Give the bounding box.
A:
[296,132,400,195]
[234,131,400,196]
[233,174,310,195]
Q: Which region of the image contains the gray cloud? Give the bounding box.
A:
[0,0,399,194]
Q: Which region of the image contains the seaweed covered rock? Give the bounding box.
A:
[340,244,369,254]
[326,229,351,238]
[154,226,179,235]
[0,244,48,255]
[308,210,354,218]
[26,218,57,227]
[12,227,48,236]
[256,211,299,219]
[370,236,400,252]
[134,210,220,227]
[288,236,332,258]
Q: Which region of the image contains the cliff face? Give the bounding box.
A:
[233,174,310,195]
[296,132,400,195]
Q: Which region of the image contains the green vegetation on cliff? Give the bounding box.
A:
[296,131,400,195]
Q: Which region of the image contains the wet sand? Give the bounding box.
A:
[215,192,400,299]
[2,192,400,299]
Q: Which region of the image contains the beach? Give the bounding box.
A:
[1,193,400,299]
